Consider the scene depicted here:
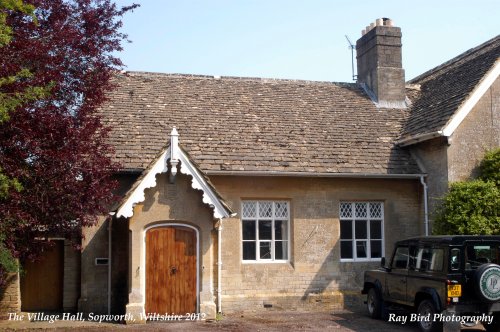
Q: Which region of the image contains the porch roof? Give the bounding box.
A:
[114,137,234,219]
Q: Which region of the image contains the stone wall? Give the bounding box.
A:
[410,137,449,227]
[410,77,500,229]
[79,173,423,315]
[63,241,81,312]
[79,173,139,315]
[0,273,20,319]
[211,176,422,312]
[448,77,500,182]
[79,217,109,314]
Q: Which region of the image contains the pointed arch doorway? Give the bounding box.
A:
[145,224,198,314]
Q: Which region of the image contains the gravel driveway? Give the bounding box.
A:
[0,307,487,331]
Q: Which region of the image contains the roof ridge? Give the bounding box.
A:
[121,70,357,86]
[409,34,500,83]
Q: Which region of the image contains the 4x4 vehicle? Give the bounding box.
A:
[362,236,500,332]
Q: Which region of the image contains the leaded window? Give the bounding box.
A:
[340,202,384,261]
[242,201,289,262]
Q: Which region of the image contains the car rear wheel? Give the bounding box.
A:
[417,299,441,332]
[367,288,382,319]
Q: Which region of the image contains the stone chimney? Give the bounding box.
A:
[356,18,406,108]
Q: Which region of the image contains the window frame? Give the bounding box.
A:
[241,200,290,263]
[339,201,385,262]
[415,247,445,272]
[391,246,410,270]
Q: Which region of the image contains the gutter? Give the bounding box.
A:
[120,169,425,180]
[396,131,444,147]
[205,170,425,179]
[115,168,143,175]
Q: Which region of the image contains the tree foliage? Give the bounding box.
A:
[0,1,44,124]
[0,0,34,47]
[0,0,137,281]
[0,0,36,287]
[434,149,500,235]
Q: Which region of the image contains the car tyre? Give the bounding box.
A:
[417,299,441,332]
[367,288,383,319]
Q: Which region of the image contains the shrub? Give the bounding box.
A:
[480,148,500,185]
[434,180,500,235]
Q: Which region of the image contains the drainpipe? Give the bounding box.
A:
[420,176,429,236]
[108,212,115,315]
[217,219,222,313]
[217,213,236,313]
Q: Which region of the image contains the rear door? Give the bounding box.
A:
[20,240,64,311]
[462,241,500,302]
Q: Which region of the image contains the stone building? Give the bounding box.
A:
[1,19,498,321]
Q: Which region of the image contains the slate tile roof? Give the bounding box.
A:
[401,35,500,140]
[100,73,421,175]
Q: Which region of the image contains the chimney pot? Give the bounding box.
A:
[376,18,383,26]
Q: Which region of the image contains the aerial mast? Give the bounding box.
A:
[345,35,357,81]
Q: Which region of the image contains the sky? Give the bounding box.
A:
[113,0,500,82]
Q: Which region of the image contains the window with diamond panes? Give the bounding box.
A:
[339,202,383,261]
[242,201,289,262]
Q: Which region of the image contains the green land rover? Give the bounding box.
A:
[362,236,500,332]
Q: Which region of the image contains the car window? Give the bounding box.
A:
[465,243,500,270]
[392,246,409,269]
[450,248,460,270]
[416,247,444,272]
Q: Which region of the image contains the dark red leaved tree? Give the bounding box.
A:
[0,0,137,265]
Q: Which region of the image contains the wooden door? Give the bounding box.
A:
[146,226,197,314]
[20,240,64,312]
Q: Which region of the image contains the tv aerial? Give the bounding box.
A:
[345,35,357,81]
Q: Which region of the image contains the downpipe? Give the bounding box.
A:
[107,212,115,315]
[217,219,222,313]
[420,176,429,236]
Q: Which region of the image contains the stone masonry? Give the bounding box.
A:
[0,273,20,319]
[410,76,500,227]
[356,18,406,108]
[211,175,422,312]
[125,172,217,321]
